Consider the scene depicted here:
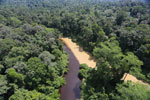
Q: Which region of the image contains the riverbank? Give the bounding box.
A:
[122,73,150,87]
[60,37,150,87]
[60,38,96,68]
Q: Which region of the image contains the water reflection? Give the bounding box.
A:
[60,46,81,100]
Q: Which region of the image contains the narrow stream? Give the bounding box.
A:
[60,45,81,100]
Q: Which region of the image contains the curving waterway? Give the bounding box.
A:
[60,37,96,100]
[60,37,149,100]
[60,45,81,100]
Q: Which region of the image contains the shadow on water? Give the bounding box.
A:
[73,81,81,99]
[60,45,81,100]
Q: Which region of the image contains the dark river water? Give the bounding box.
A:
[60,45,81,100]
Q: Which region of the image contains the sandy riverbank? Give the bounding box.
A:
[122,73,150,86]
[60,37,96,68]
[60,37,149,86]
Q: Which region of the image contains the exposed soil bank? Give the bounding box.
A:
[60,38,96,68]
[122,73,150,86]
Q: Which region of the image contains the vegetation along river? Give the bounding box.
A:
[60,38,150,100]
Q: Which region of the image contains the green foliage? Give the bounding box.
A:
[52,49,63,59]
[4,56,24,68]
[25,57,47,89]
[53,49,68,75]
[0,39,16,60]
[8,17,22,27]
[39,51,56,67]
[79,64,90,80]
[93,40,142,85]
[136,44,150,69]
[9,89,54,100]
[8,47,29,58]
[130,6,146,17]
[81,83,109,100]
[112,81,150,100]
[13,62,27,74]
[38,85,60,99]
[0,17,67,99]
[46,28,56,32]
[0,64,4,73]
[6,68,24,87]
[92,23,106,43]
[80,39,143,99]
[129,66,146,81]
[57,53,68,74]
[25,43,43,57]
[116,11,127,25]
[0,75,10,95]
[93,39,121,60]
[0,14,6,24]
[0,1,150,100]
[4,47,29,68]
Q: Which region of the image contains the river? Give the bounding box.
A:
[60,45,81,100]
[60,37,149,100]
[60,37,96,100]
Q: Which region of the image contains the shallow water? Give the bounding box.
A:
[60,45,81,100]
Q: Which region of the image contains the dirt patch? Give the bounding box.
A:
[122,73,150,86]
[60,38,96,68]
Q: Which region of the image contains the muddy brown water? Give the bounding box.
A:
[60,45,81,100]
[60,38,150,100]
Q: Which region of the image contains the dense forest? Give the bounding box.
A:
[0,0,150,100]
